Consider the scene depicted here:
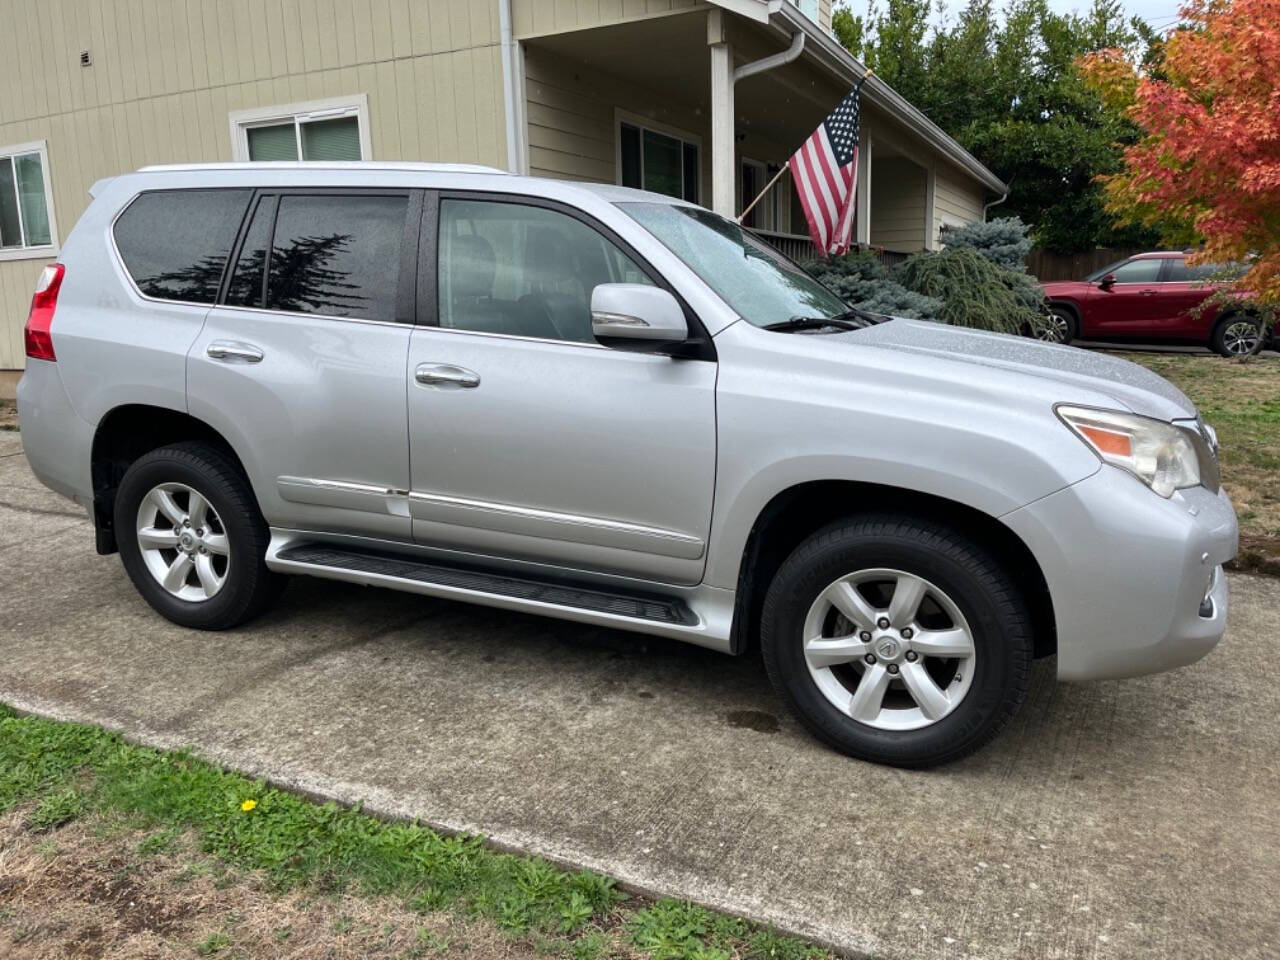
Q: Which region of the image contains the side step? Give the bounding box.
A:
[274,543,698,626]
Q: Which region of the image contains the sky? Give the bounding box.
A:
[1043,0,1183,26]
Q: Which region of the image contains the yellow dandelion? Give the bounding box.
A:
[241,799,257,812]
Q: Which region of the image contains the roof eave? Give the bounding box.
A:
[771,5,1008,195]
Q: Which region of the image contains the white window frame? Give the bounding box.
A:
[0,139,59,263]
[614,109,703,205]
[228,94,372,163]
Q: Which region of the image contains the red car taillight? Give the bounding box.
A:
[24,263,64,361]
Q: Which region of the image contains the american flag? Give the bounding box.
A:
[790,77,867,257]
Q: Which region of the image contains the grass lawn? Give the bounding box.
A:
[0,706,827,960]
[1120,351,1280,573]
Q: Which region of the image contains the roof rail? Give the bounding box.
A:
[135,161,509,175]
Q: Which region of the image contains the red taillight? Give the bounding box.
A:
[25,263,64,361]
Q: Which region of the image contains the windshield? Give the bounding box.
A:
[619,202,849,327]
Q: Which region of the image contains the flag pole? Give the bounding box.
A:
[736,162,790,225]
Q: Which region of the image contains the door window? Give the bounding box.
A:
[437,199,652,343]
[223,193,408,322]
[1108,258,1163,283]
[113,189,252,303]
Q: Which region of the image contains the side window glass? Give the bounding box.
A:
[114,189,251,303]
[225,195,276,307]
[1109,258,1163,284]
[266,194,407,322]
[437,199,653,343]
[1162,258,1189,282]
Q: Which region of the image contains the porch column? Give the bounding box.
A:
[855,129,872,246]
[709,9,735,218]
[924,160,938,249]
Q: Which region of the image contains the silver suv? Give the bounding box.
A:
[18,163,1237,767]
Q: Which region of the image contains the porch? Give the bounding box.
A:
[513,3,1003,262]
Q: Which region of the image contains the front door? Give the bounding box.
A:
[406,195,717,585]
[189,188,421,542]
[1087,256,1166,336]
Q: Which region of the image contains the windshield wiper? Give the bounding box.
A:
[763,308,882,333]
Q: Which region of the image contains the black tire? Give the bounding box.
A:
[1210,313,1263,357]
[1045,304,1079,345]
[760,514,1033,768]
[114,442,284,630]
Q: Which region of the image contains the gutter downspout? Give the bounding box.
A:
[733,29,805,83]
[982,190,1009,221]
[498,0,525,174]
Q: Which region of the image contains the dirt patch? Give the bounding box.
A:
[0,809,554,960]
[0,400,16,432]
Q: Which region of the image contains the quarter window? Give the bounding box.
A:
[437,199,652,343]
[114,189,252,303]
[618,121,700,203]
[0,140,58,259]
[251,194,409,322]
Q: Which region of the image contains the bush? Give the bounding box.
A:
[804,251,944,319]
[895,247,1045,334]
[938,217,1033,272]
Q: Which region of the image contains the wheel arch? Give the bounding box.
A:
[90,404,252,555]
[728,480,1057,662]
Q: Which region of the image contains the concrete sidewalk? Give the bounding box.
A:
[1,431,1276,959]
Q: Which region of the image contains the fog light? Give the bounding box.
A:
[1199,565,1220,618]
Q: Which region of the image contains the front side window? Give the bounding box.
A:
[0,141,57,258]
[114,189,252,303]
[237,193,409,322]
[620,201,847,329]
[1108,258,1164,284]
[231,96,368,162]
[619,122,700,203]
[438,199,652,343]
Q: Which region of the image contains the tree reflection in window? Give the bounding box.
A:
[263,194,406,322]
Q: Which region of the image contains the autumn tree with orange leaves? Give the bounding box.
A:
[1080,0,1280,312]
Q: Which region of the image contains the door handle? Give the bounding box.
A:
[415,363,480,388]
[207,340,264,363]
[1139,289,1159,295]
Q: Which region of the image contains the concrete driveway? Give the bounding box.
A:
[1,430,1277,960]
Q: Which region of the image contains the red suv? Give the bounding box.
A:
[1039,252,1260,356]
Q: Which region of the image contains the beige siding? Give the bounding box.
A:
[935,164,985,229]
[818,0,832,32]
[870,159,926,252]
[524,45,712,191]
[0,0,506,370]
[512,0,702,39]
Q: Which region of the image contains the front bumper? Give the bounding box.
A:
[1002,466,1237,680]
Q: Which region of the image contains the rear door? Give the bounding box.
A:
[1158,257,1219,337]
[188,187,421,541]
[404,193,717,585]
[1088,257,1165,336]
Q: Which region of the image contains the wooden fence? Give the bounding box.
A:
[1026,248,1146,282]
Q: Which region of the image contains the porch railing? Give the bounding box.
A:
[750,229,914,271]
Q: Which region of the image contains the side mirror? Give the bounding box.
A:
[591,284,689,349]
[1098,273,1117,289]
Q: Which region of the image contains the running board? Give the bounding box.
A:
[273,541,699,627]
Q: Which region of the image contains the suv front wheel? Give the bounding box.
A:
[760,514,1033,767]
[115,442,283,630]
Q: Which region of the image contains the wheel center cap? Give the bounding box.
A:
[180,533,195,550]
[876,637,901,661]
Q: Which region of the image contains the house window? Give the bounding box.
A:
[229,95,370,162]
[740,158,787,232]
[787,0,820,21]
[618,118,700,204]
[0,140,58,261]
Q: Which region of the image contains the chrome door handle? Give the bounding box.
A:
[415,363,480,388]
[207,340,264,363]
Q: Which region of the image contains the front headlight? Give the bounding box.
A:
[1056,405,1200,498]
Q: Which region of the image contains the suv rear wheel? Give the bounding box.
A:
[760,514,1033,767]
[114,442,283,630]
[1211,314,1262,357]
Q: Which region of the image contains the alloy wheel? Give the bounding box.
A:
[1222,319,1261,356]
[135,483,230,601]
[802,568,977,731]
[1037,312,1070,343]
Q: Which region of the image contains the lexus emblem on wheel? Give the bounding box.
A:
[876,638,900,660]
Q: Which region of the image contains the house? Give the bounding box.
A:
[0,0,1007,392]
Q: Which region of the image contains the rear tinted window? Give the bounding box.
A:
[113,189,251,303]
[264,194,407,322]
